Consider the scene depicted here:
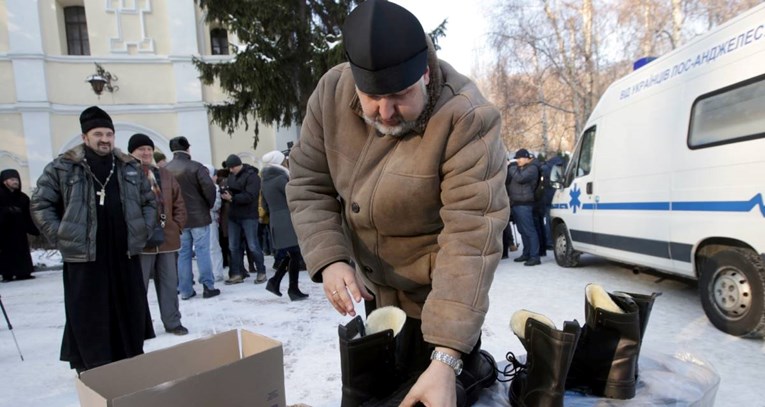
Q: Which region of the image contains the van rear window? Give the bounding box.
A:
[689,75,765,149]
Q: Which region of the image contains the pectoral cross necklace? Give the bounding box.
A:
[83,155,116,206]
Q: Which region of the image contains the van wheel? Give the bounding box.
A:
[698,247,765,338]
[553,223,580,268]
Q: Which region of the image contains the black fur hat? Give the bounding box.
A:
[80,106,114,134]
[342,0,427,95]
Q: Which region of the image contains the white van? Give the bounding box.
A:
[549,4,765,337]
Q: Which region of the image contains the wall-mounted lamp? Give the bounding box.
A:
[85,63,119,96]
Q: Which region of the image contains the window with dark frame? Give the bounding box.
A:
[688,74,765,149]
[64,6,90,56]
[210,28,229,55]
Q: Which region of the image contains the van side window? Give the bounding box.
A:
[689,75,765,148]
[565,126,596,186]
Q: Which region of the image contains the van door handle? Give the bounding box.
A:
[586,182,593,194]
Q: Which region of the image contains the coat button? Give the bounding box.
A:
[351,202,360,213]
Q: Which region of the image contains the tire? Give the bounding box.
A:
[553,223,580,268]
[698,247,765,338]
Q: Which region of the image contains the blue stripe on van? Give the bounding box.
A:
[672,193,765,216]
[591,202,670,210]
[562,193,764,216]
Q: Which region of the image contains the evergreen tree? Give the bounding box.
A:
[194,0,357,147]
[194,0,446,149]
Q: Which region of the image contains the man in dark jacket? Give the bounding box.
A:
[129,134,189,335]
[502,157,518,259]
[530,154,548,257]
[221,154,266,284]
[0,169,39,282]
[165,136,220,299]
[508,149,541,266]
[31,106,157,372]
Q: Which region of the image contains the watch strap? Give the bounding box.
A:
[430,349,463,375]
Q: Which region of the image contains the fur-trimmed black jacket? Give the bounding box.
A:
[31,144,157,262]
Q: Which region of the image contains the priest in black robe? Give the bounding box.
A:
[31,106,157,372]
[0,168,39,282]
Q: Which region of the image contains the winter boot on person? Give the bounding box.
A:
[265,258,288,296]
[339,307,406,407]
[287,262,309,301]
[506,310,581,407]
[565,284,642,399]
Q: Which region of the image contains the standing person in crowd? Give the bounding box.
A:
[153,151,167,167]
[258,191,273,256]
[502,155,518,259]
[165,136,220,299]
[216,167,232,271]
[206,165,226,282]
[508,148,541,266]
[0,168,39,282]
[260,150,308,300]
[221,154,267,285]
[128,134,189,336]
[530,153,547,257]
[31,106,156,372]
[286,1,509,405]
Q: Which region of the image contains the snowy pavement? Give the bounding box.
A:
[1,253,763,406]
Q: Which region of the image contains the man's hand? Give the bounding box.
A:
[221,191,232,202]
[400,350,459,407]
[322,262,373,317]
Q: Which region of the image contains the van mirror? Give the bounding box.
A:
[550,165,564,189]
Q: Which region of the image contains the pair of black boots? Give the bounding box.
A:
[507,284,659,407]
[265,256,308,301]
[338,306,497,407]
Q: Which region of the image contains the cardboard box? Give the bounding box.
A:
[76,329,286,407]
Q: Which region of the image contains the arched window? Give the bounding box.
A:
[64,6,90,55]
[210,28,229,55]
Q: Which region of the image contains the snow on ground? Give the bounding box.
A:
[1,252,763,406]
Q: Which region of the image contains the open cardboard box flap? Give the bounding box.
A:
[76,329,285,407]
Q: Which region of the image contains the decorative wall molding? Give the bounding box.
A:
[0,102,207,115]
[106,0,156,54]
[0,151,29,166]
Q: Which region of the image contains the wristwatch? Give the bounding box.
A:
[430,350,463,375]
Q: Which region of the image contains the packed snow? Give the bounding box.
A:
[1,251,763,406]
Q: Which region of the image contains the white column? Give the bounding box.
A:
[177,109,213,165]
[167,1,209,162]
[166,0,200,56]
[166,0,204,102]
[7,0,44,54]
[8,0,48,102]
[22,112,54,187]
[8,1,51,186]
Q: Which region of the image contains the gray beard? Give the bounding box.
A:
[364,116,418,137]
[362,79,428,137]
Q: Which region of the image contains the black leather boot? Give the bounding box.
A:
[265,260,288,297]
[613,290,661,379]
[566,284,642,399]
[361,334,494,407]
[507,310,581,407]
[339,315,399,407]
[287,261,308,301]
